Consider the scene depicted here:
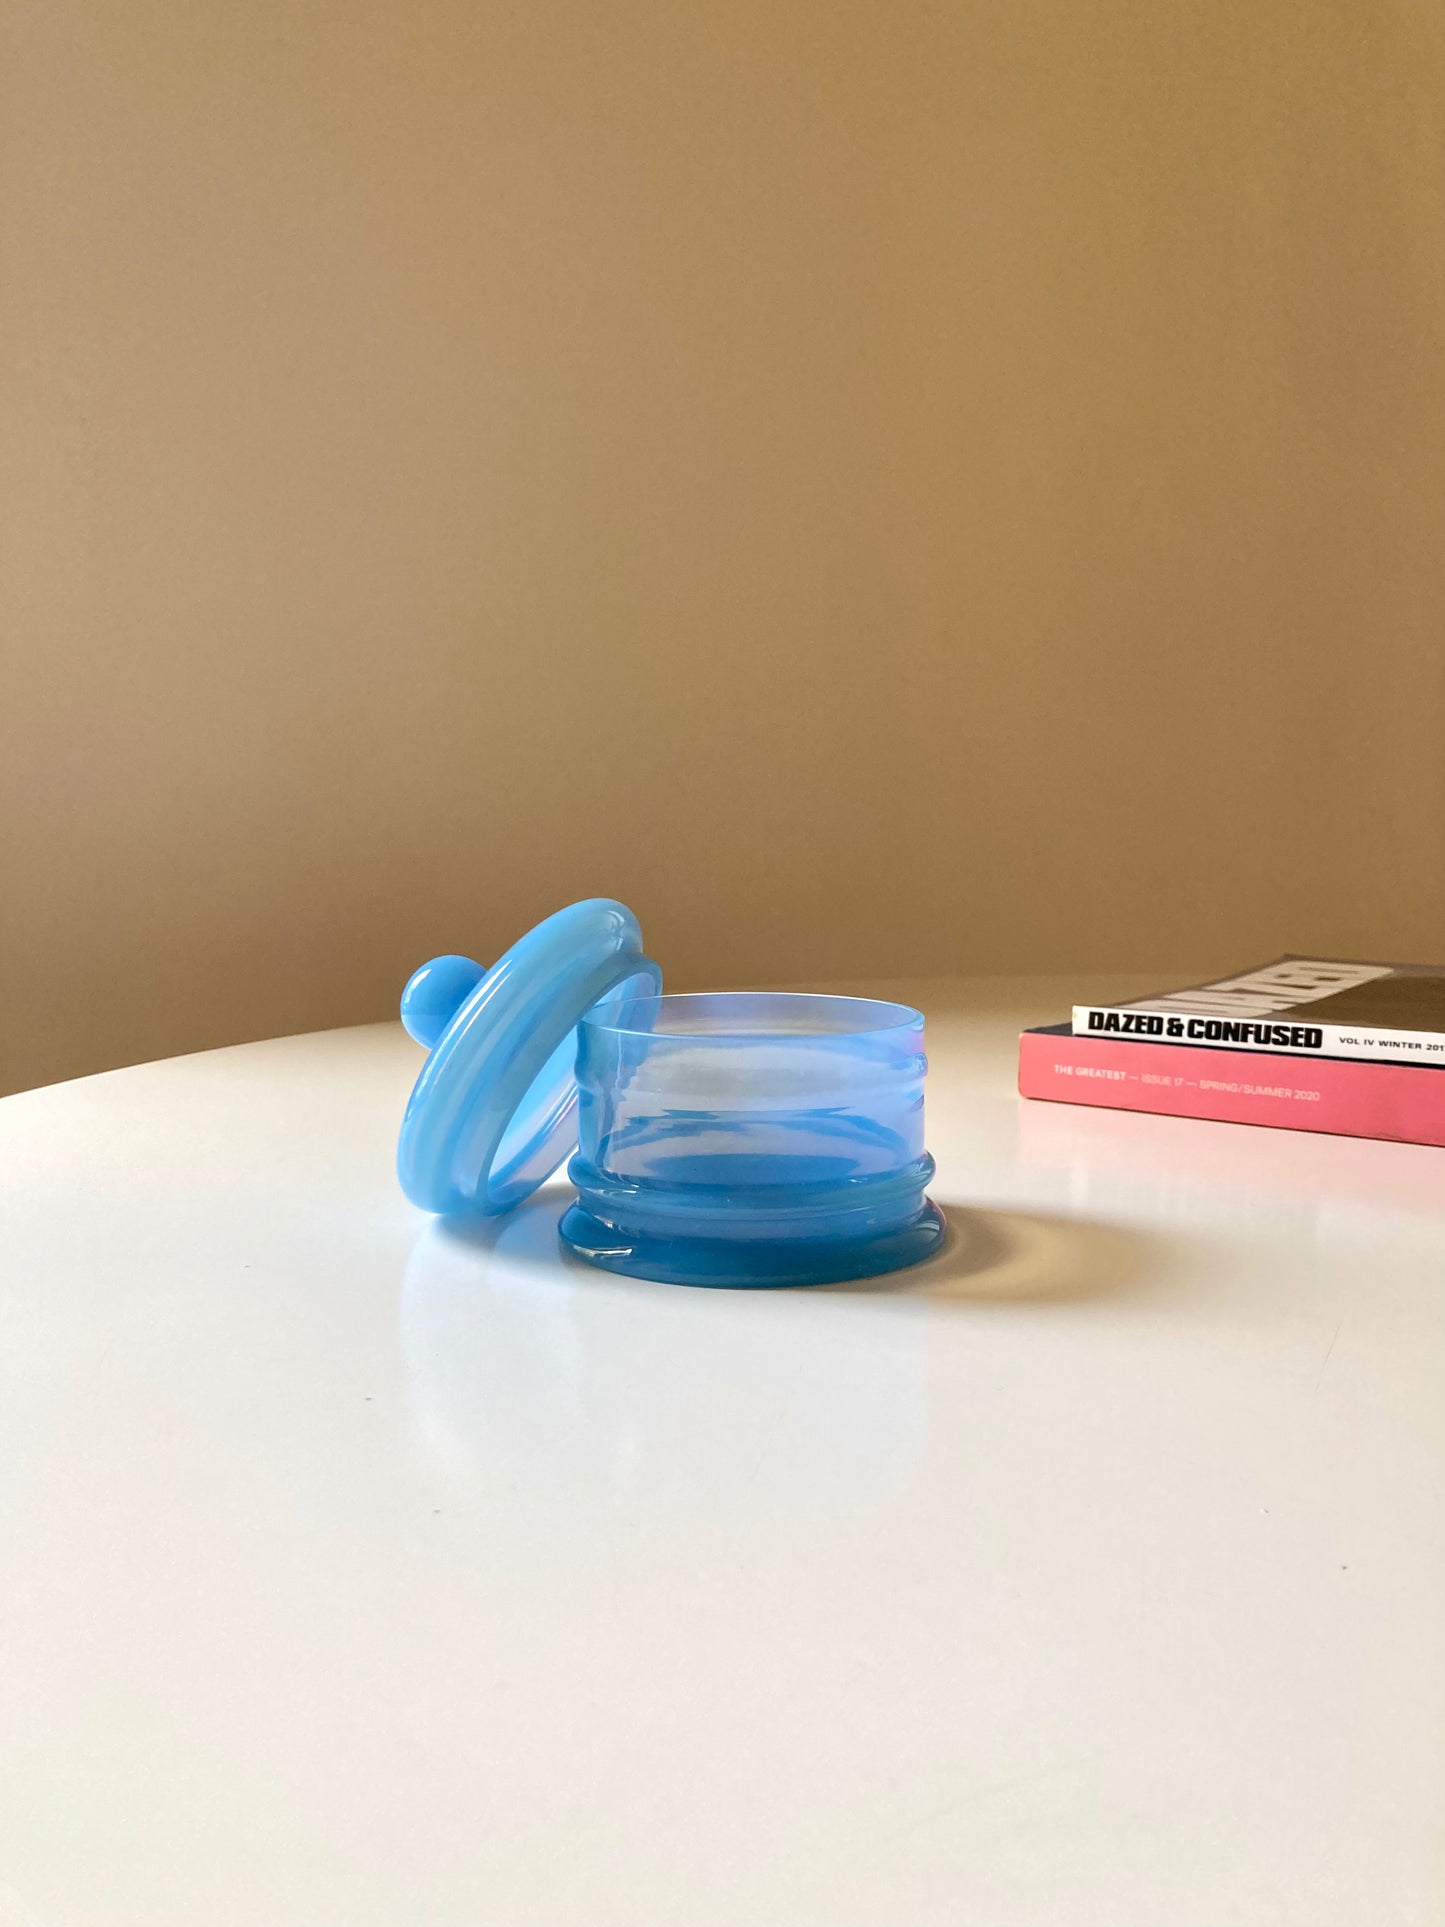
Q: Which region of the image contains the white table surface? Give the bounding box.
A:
[2,975,1442,1927]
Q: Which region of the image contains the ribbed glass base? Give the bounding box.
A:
[558,1196,946,1289]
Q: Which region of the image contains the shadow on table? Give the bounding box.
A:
[818,1202,1161,1305]
[422,1195,1164,1308]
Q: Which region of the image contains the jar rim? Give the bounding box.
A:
[580,989,923,1042]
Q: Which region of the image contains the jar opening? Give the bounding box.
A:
[581,990,921,1041]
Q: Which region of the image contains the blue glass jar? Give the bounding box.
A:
[559,991,944,1286]
[397,902,944,1288]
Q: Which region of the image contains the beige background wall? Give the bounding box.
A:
[3,0,1443,1095]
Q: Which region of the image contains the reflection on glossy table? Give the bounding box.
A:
[2,975,1442,1927]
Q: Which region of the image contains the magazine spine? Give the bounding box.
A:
[1020,1030,1445,1148]
[1071,1004,1445,1069]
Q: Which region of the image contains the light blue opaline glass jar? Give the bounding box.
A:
[559,991,945,1287]
[397,902,944,1288]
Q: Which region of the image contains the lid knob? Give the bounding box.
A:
[400,953,485,1049]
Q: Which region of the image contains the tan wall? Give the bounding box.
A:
[3,0,1443,1095]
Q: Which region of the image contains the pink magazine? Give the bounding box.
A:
[1018,1023,1445,1149]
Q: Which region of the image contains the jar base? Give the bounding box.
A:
[558,1197,947,1289]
